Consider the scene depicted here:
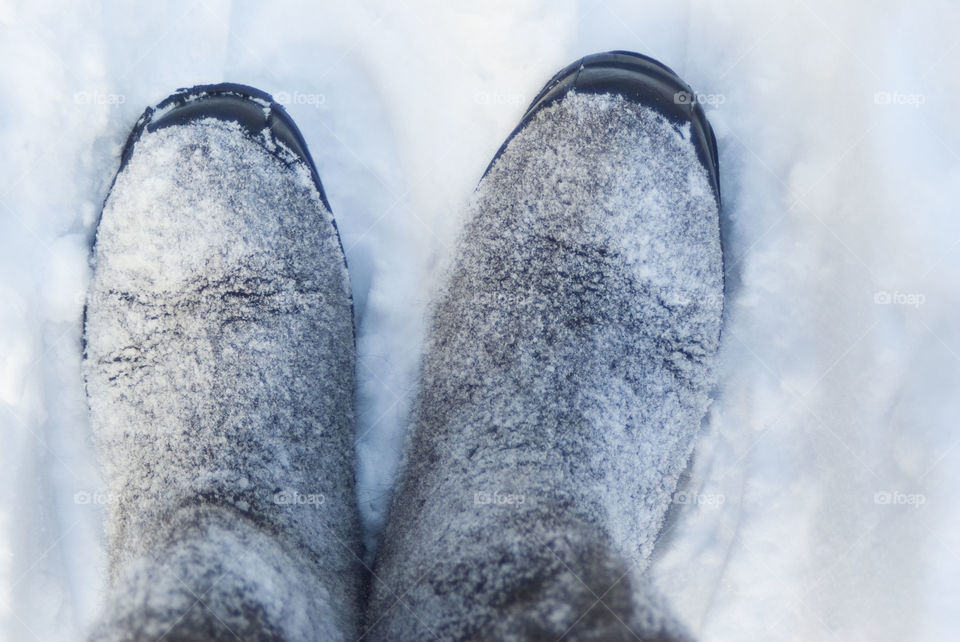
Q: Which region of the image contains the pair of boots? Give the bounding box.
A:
[83,51,723,641]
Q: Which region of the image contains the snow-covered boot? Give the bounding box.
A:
[367,51,723,641]
[83,84,363,641]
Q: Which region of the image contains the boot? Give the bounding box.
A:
[83,84,363,641]
[367,51,723,641]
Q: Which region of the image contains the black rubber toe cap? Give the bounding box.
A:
[117,83,331,212]
[485,51,721,204]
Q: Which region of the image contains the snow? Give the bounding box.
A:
[1,0,958,640]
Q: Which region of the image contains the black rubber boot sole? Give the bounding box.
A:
[483,51,721,204]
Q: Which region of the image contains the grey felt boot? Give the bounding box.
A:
[366,52,723,641]
[83,85,363,641]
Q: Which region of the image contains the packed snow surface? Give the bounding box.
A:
[1,1,958,640]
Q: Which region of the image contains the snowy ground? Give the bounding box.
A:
[2,0,959,640]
